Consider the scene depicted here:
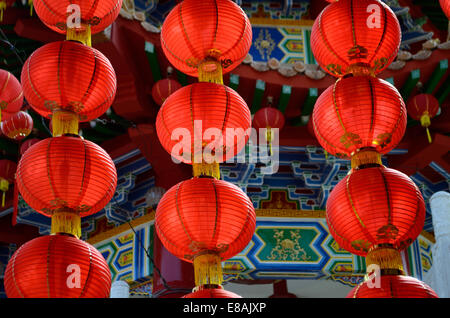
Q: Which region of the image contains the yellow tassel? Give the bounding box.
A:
[66,24,92,47]
[266,126,272,156]
[365,244,404,273]
[425,127,432,144]
[51,110,79,136]
[346,63,376,77]
[192,161,220,179]
[351,148,382,170]
[193,253,223,287]
[0,178,9,207]
[198,58,223,84]
[51,211,81,238]
[420,113,432,143]
[28,0,33,16]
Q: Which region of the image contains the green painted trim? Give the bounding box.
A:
[176,70,188,86]
[424,59,448,94]
[251,80,266,114]
[400,69,420,101]
[144,41,162,82]
[385,77,395,85]
[301,88,318,116]
[303,29,316,65]
[229,74,240,91]
[435,76,450,105]
[278,85,292,113]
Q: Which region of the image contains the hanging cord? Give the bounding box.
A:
[111,197,189,297]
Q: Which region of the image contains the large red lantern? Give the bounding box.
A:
[151,78,182,106]
[16,135,117,237]
[156,82,251,178]
[312,75,406,168]
[156,177,256,287]
[311,0,401,77]
[347,275,438,298]
[326,166,425,271]
[4,234,111,298]
[1,111,33,141]
[0,69,23,122]
[0,159,16,206]
[33,0,123,45]
[440,0,450,18]
[406,93,440,143]
[183,287,242,298]
[161,0,252,83]
[21,41,117,137]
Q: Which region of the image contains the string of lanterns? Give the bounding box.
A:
[311,0,438,298]
[3,0,124,298]
[155,0,255,298]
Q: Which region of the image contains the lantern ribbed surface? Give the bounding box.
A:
[21,41,117,122]
[156,82,251,164]
[4,234,111,298]
[151,78,182,106]
[440,0,450,18]
[406,94,440,121]
[160,0,252,77]
[311,0,401,77]
[33,0,123,35]
[252,107,285,130]
[347,275,438,298]
[0,69,23,121]
[1,111,33,140]
[183,288,242,298]
[16,135,117,218]
[326,166,426,256]
[312,75,406,158]
[155,177,256,262]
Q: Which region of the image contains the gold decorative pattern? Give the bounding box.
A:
[268,229,310,261]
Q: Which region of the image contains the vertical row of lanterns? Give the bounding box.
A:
[311,0,438,298]
[154,0,256,298]
[3,0,123,298]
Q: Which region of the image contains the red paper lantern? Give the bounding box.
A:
[183,287,242,298]
[19,138,41,156]
[16,135,117,236]
[156,82,251,165]
[0,159,16,206]
[347,275,438,298]
[33,0,122,35]
[156,177,255,286]
[21,41,117,136]
[1,111,33,140]
[440,0,450,18]
[151,78,182,106]
[406,93,440,143]
[311,0,401,77]
[252,107,285,132]
[312,75,406,164]
[161,0,252,83]
[326,166,425,256]
[0,69,23,122]
[4,234,111,298]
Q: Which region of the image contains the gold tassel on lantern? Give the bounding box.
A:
[51,210,81,238]
[197,49,223,84]
[66,24,92,47]
[0,1,6,22]
[351,148,382,170]
[193,252,223,288]
[0,178,9,207]
[51,110,79,137]
[192,161,220,180]
[28,0,33,16]
[420,111,433,144]
[366,244,405,275]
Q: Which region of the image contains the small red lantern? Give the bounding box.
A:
[33,0,123,45]
[326,166,425,260]
[0,69,23,122]
[406,93,440,143]
[312,75,406,168]
[161,0,252,83]
[156,82,251,178]
[253,107,285,154]
[440,0,450,18]
[311,0,401,77]
[0,159,16,206]
[4,234,111,298]
[347,275,438,298]
[19,138,40,156]
[183,287,242,298]
[156,177,256,288]
[1,111,33,141]
[16,135,117,237]
[21,41,117,137]
[151,78,182,106]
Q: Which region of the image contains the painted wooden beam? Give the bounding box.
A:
[424,59,448,94]
[251,79,266,114]
[229,74,240,91]
[400,69,420,101]
[144,41,162,83]
[301,88,319,117]
[435,74,450,105]
[278,85,292,113]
